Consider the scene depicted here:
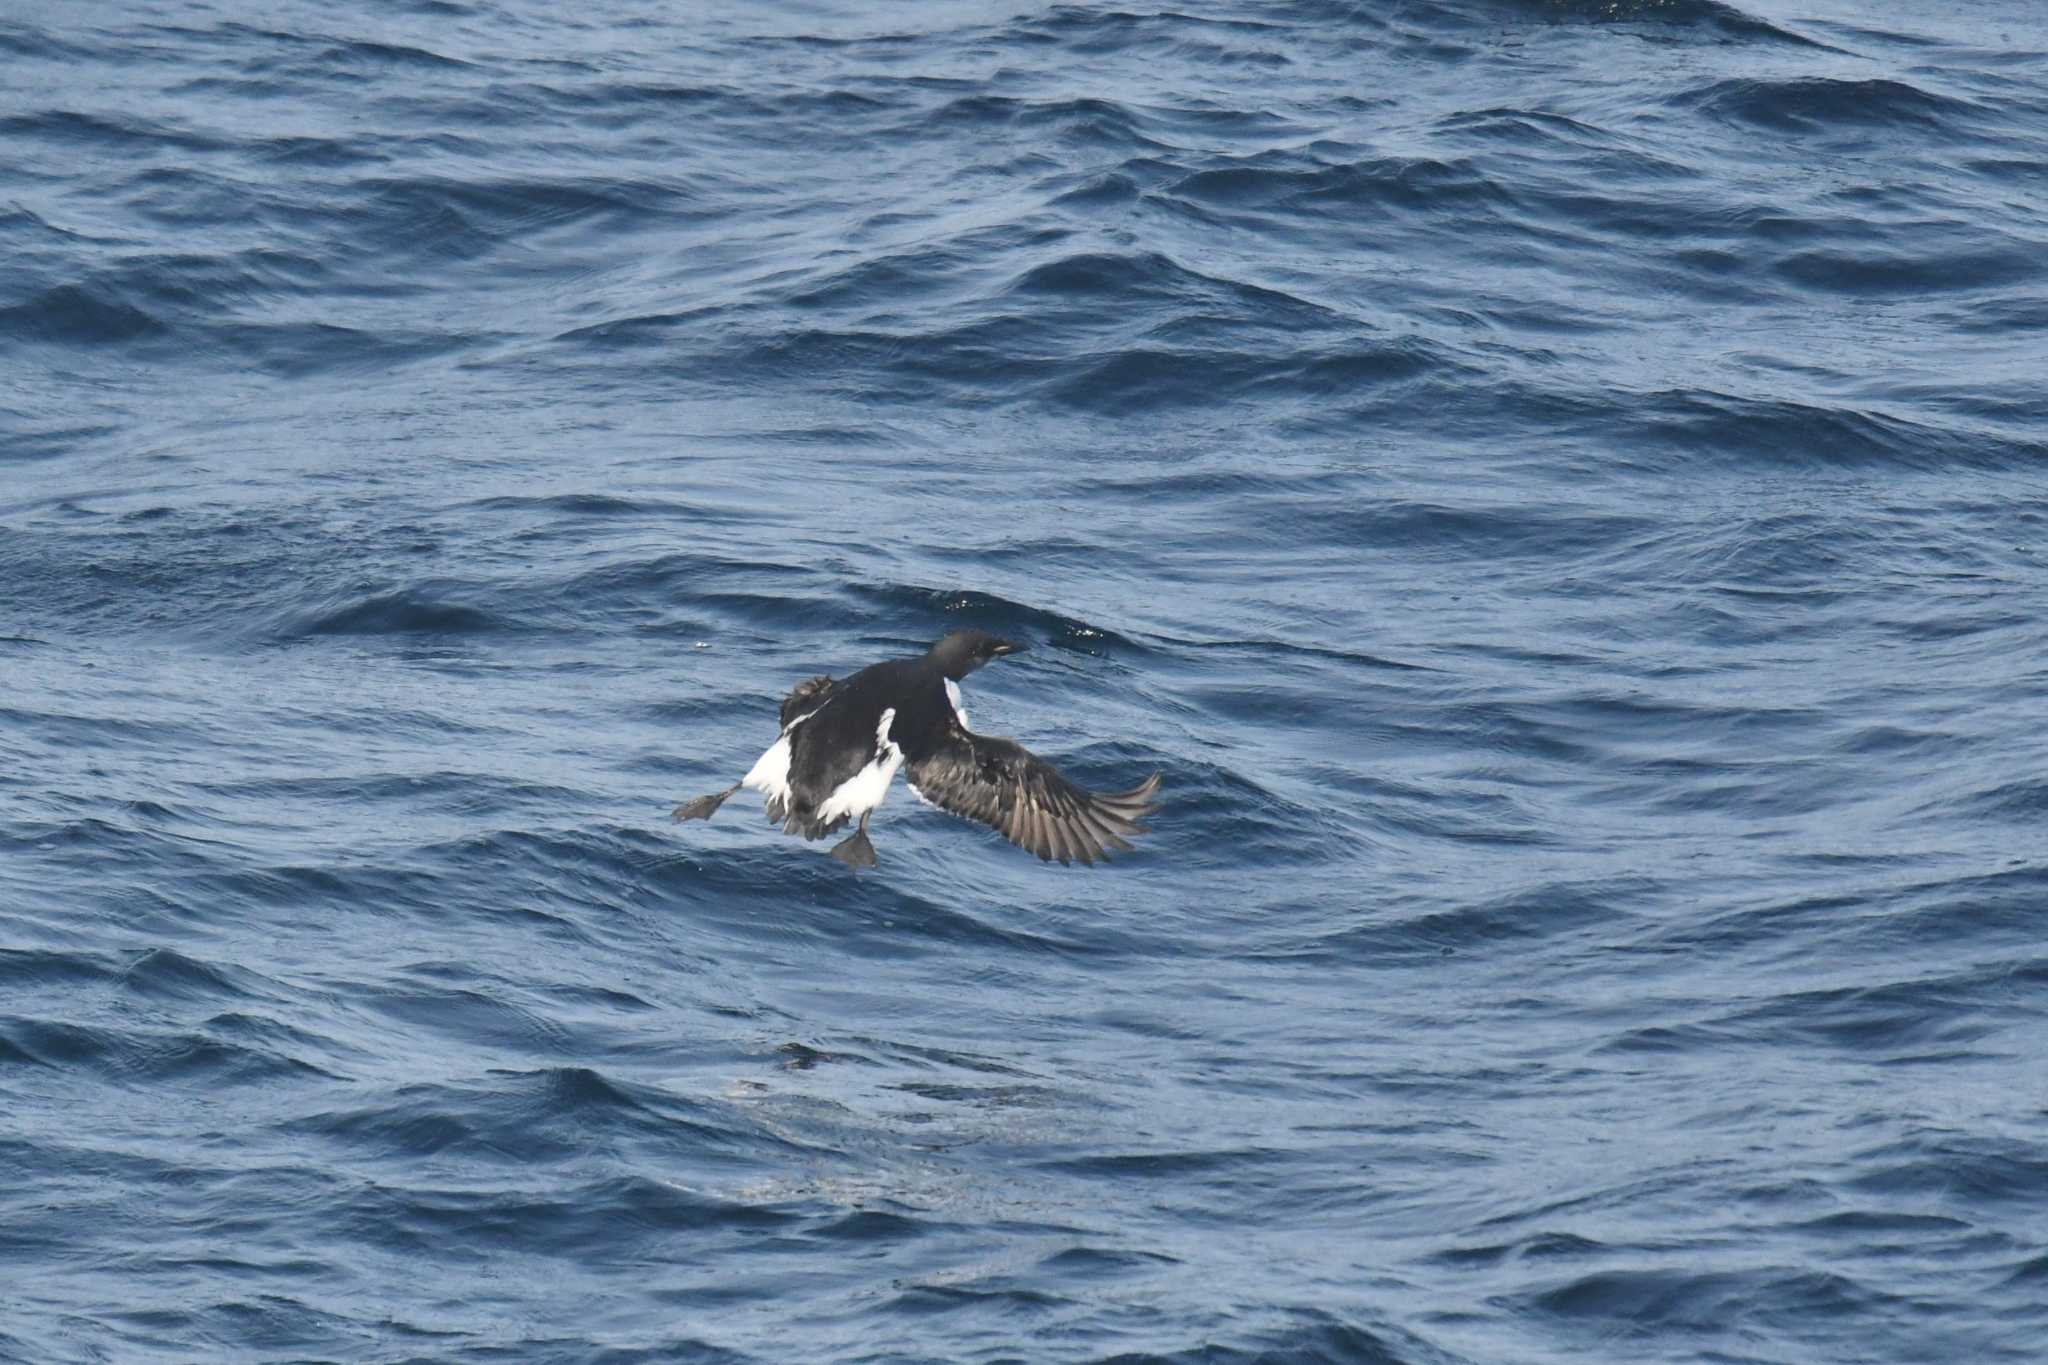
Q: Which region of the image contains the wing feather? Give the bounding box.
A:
[1045,804,1075,866]
[906,729,1160,866]
[778,675,835,730]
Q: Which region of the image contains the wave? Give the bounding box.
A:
[1472,0,1833,49]
[277,583,524,640]
[1680,76,1983,135]
[0,283,168,346]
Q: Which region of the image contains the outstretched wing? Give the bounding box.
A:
[779,674,835,729]
[906,731,1160,866]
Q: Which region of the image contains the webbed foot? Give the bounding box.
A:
[829,831,878,867]
[673,783,740,822]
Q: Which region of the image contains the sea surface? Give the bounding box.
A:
[5,1,2047,1360]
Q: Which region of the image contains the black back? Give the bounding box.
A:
[783,655,950,815]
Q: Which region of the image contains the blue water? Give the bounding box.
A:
[5,0,2047,1359]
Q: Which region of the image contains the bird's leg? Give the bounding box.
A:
[829,810,878,867]
[673,781,741,823]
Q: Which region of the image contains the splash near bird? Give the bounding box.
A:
[673,629,1161,867]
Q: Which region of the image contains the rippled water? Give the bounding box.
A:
[6,1,2048,1360]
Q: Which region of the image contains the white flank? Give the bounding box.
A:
[741,733,794,808]
[816,707,903,825]
[739,706,822,809]
[944,678,968,729]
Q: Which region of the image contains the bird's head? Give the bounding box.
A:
[929,628,1027,680]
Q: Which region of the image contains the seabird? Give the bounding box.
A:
[672,629,1161,867]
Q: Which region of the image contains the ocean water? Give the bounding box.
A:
[4,0,2047,1359]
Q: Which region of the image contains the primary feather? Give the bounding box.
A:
[907,733,1159,866]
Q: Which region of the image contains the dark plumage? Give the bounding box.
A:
[672,629,1160,867]
[908,735,1161,867]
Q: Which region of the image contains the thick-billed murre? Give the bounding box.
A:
[672,629,1161,867]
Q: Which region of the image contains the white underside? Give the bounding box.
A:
[741,704,904,827]
[816,707,902,825]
